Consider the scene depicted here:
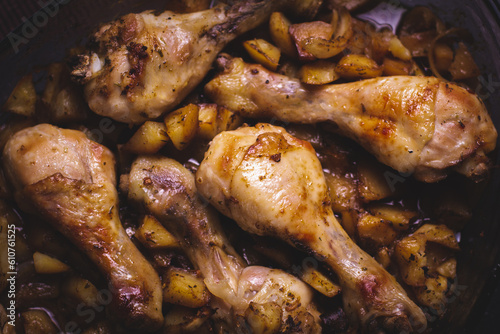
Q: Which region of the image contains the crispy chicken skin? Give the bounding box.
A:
[2,124,163,332]
[205,56,498,182]
[70,0,294,124]
[196,123,427,333]
[126,156,322,333]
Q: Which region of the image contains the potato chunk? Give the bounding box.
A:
[33,252,70,274]
[269,12,297,57]
[164,104,199,150]
[299,60,339,85]
[163,268,211,308]
[3,74,36,117]
[243,39,281,71]
[335,54,383,80]
[135,215,180,249]
[122,121,169,154]
[198,104,243,141]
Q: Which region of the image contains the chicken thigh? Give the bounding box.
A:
[196,123,427,333]
[70,0,304,124]
[126,155,322,333]
[204,55,498,182]
[2,124,163,332]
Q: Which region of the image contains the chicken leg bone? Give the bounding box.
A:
[126,155,322,333]
[2,124,163,332]
[204,55,497,182]
[195,123,428,333]
[70,0,315,124]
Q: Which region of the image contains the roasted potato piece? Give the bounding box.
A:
[62,275,100,306]
[198,104,243,141]
[367,204,416,231]
[244,302,282,334]
[300,266,341,298]
[21,309,58,334]
[432,43,454,73]
[382,57,413,76]
[243,39,281,71]
[357,157,394,202]
[164,104,199,150]
[33,252,70,274]
[449,42,480,80]
[357,213,397,247]
[269,12,297,58]
[388,37,412,61]
[41,62,88,123]
[299,60,339,85]
[122,121,169,154]
[324,173,358,212]
[2,74,36,117]
[135,215,180,249]
[395,224,459,286]
[413,275,449,314]
[290,21,336,61]
[163,268,211,308]
[335,54,383,80]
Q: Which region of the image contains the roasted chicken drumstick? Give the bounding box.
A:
[2,124,163,332]
[205,56,497,182]
[196,123,427,332]
[70,0,307,124]
[126,155,322,333]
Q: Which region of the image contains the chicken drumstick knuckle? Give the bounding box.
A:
[204,56,497,182]
[196,123,428,332]
[2,124,163,332]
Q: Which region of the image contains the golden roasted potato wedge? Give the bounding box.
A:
[357,157,394,202]
[198,104,243,141]
[367,204,416,231]
[122,121,169,154]
[163,268,211,308]
[357,213,397,246]
[243,39,281,71]
[449,42,480,80]
[3,74,36,117]
[269,12,297,58]
[164,103,199,150]
[388,37,412,61]
[33,252,70,274]
[413,275,449,314]
[432,43,454,73]
[299,60,339,85]
[335,54,383,80]
[290,21,336,61]
[62,275,100,306]
[382,57,413,76]
[300,266,341,298]
[135,215,180,249]
[395,224,459,286]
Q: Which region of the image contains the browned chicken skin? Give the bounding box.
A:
[70,0,308,124]
[126,155,322,333]
[205,55,498,182]
[196,123,427,333]
[2,124,163,332]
